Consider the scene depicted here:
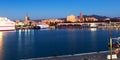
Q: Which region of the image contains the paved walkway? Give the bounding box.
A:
[21,51,120,60]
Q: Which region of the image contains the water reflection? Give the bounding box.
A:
[90,28,97,32]
[18,30,22,57]
[0,29,116,60]
[67,30,77,54]
[18,29,35,58]
[0,32,3,60]
[90,29,97,51]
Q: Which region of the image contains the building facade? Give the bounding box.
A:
[79,13,84,22]
[67,14,77,22]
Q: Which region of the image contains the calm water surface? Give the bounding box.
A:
[0,28,120,60]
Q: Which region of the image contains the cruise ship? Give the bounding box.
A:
[0,17,15,31]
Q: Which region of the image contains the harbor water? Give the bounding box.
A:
[0,28,120,60]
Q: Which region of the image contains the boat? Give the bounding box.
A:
[34,23,49,29]
[89,23,97,28]
[0,17,15,31]
[112,37,120,40]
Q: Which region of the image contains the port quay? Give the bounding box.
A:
[22,51,120,60]
[56,22,120,30]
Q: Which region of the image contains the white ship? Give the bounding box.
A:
[36,23,49,29]
[34,23,49,29]
[112,37,120,40]
[90,23,97,28]
[0,17,15,31]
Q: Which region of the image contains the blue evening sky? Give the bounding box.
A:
[0,0,120,20]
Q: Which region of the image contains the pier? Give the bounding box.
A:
[98,26,120,30]
[57,22,106,26]
[21,51,120,60]
[57,22,120,26]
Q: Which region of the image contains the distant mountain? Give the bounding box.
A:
[58,15,110,21]
[58,18,66,20]
[83,15,109,20]
[110,17,120,22]
[37,15,119,21]
[112,17,120,19]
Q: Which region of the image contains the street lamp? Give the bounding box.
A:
[109,36,120,60]
[107,21,119,60]
[109,32,112,60]
[109,21,112,60]
[109,22,119,60]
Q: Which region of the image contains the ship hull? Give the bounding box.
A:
[0,26,15,31]
[37,25,49,29]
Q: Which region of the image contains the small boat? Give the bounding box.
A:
[34,23,49,29]
[0,17,15,31]
[89,23,97,28]
[112,37,120,40]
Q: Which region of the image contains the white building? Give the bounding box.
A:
[67,14,77,22]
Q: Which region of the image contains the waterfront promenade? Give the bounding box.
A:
[22,51,120,60]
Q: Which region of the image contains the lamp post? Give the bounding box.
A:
[110,34,112,60]
[109,21,112,60]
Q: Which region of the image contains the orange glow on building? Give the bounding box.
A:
[79,13,84,22]
[41,19,64,24]
[85,17,98,22]
[67,14,77,22]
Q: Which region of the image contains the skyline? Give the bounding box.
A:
[0,0,120,20]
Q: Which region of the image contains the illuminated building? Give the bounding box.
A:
[67,14,77,22]
[41,19,64,24]
[85,17,98,22]
[24,14,32,26]
[25,14,30,22]
[104,18,110,21]
[15,20,24,26]
[79,12,84,22]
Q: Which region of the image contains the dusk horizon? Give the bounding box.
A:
[0,0,120,20]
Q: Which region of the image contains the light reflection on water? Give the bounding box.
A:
[18,30,22,57]
[90,28,97,51]
[67,30,77,54]
[18,29,35,58]
[1,29,120,60]
[90,28,97,32]
[0,32,3,60]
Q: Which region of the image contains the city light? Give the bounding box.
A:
[90,28,97,32]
